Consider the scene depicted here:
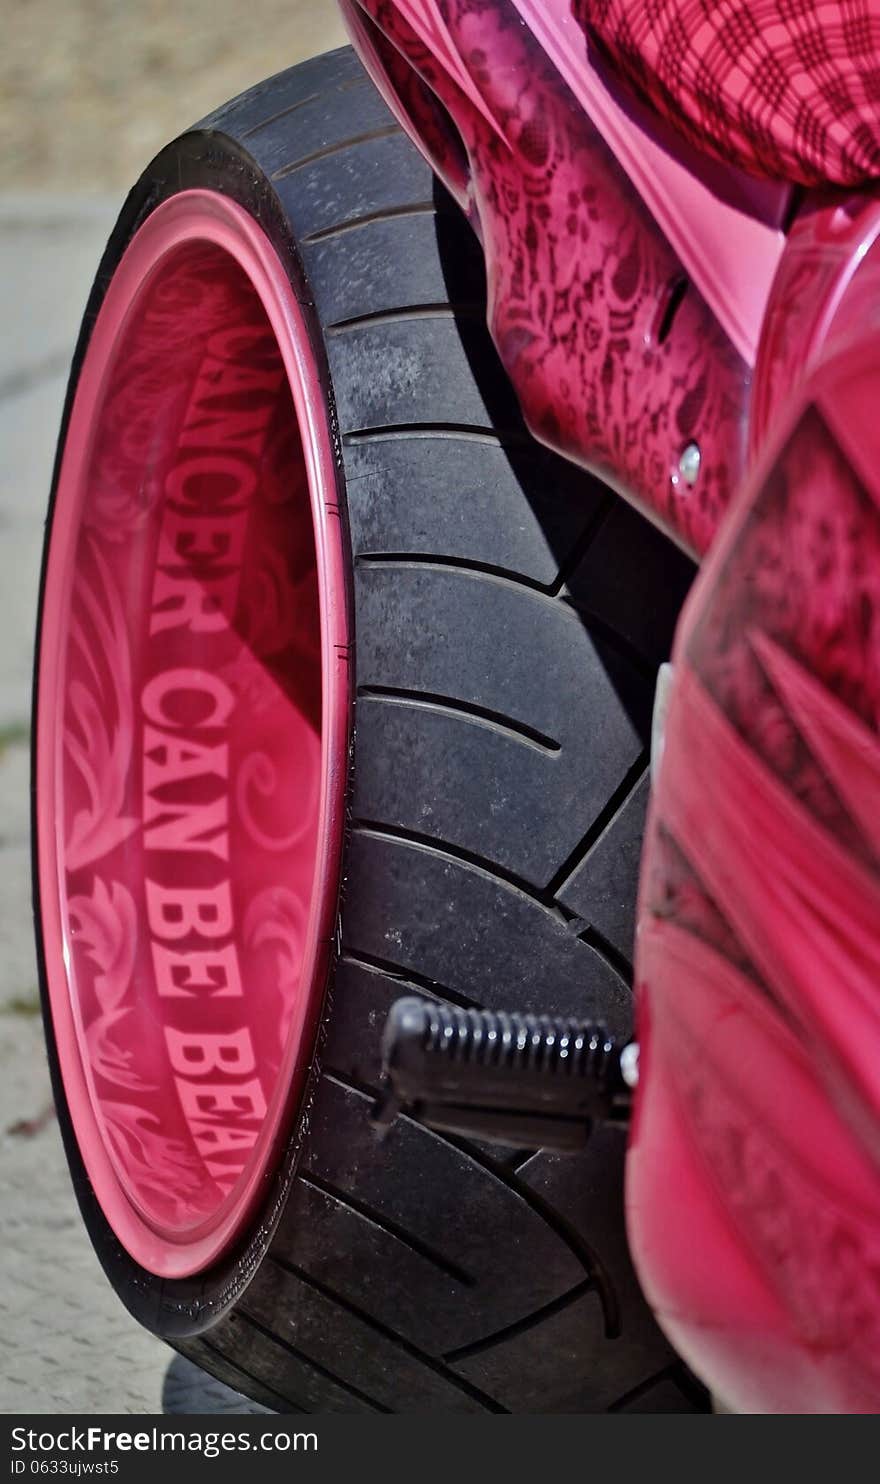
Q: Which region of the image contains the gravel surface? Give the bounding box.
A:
[1,0,347,191]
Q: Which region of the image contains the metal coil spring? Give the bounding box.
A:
[417,1001,617,1081]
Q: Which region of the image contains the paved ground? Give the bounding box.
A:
[1,1,347,192]
[0,1,344,1416]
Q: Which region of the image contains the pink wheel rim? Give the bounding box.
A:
[35,191,350,1278]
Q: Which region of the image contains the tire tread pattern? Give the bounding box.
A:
[180,50,699,1414]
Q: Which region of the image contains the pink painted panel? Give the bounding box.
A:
[344,0,756,555]
[631,334,880,1413]
[512,0,788,367]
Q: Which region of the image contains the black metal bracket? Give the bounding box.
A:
[372,997,636,1152]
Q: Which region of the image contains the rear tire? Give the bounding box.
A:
[36,47,699,1412]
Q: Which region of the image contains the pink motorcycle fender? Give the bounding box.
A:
[629,330,880,1413]
[753,188,880,455]
[341,0,787,557]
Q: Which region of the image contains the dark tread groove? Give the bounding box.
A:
[350,819,580,923]
[559,598,659,681]
[355,553,662,694]
[301,201,438,244]
[343,422,531,447]
[321,1067,564,1209]
[354,557,670,694]
[297,1170,476,1289]
[577,923,635,987]
[608,1366,683,1413]
[546,493,615,596]
[422,1122,620,1337]
[338,948,480,1011]
[241,71,376,140]
[326,302,485,333]
[544,754,650,903]
[197,1340,309,1415]
[444,1279,595,1364]
[268,1255,506,1413]
[270,121,402,178]
[357,684,561,754]
[315,1063,610,1300]
[237,1312,393,1413]
[356,549,566,599]
[239,91,322,138]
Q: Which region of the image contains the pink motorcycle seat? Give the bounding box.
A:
[578,0,880,186]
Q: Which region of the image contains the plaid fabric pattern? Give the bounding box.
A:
[579,0,880,183]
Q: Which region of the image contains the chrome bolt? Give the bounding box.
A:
[620,1041,640,1090]
[678,441,701,485]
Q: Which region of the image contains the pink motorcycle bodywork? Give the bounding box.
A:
[342,0,792,556]
[342,0,880,1412]
[633,340,880,1414]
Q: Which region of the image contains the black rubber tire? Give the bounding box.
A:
[36,47,700,1413]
